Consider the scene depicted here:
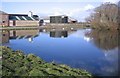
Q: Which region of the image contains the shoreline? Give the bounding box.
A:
[0,25,119,31]
[0,24,90,30]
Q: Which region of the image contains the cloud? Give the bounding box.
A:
[50,4,94,16]
[84,4,95,11]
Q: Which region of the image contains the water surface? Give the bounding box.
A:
[2,28,119,76]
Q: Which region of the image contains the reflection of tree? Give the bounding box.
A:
[85,30,119,50]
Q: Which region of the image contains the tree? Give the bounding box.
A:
[86,2,119,29]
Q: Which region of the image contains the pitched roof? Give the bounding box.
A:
[0,11,8,14]
[9,14,39,21]
[68,17,77,21]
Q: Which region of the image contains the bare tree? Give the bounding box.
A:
[86,2,119,29]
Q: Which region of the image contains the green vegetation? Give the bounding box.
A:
[1,46,92,77]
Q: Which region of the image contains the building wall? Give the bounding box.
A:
[50,16,68,23]
[9,20,13,26]
[0,14,9,26]
[9,20,39,26]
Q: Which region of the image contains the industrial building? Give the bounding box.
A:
[50,15,68,23]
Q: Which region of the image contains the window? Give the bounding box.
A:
[2,21,5,23]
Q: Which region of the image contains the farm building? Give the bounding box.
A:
[68,17,78,23]
[39,16,50,26]
[0,11,9,27]
[50,15,68,23]
[9,11,39,26]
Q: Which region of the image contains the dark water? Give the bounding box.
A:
[1,28,119,76]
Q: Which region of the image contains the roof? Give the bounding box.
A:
[9,14,39,21]
[0,11,8,14]
[68,17,77,22]
[50,15,68,17]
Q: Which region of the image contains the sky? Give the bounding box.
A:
[1,0,119,22]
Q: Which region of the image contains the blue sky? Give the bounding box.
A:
[1,0,119,22]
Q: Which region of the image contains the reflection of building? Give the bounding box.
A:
[0,30,9,43]
[0,30,39,43]
[0,11,9,27]
[50,31,68,38]
[9,30,39,42]
[9,12,39,26]
[50,15,68,23]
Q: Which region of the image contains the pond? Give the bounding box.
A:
[1,28,119,76]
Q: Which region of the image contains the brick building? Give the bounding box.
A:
[0,11,9,26]
[9,12,39,26]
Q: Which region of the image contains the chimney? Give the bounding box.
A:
[28,11,33,17]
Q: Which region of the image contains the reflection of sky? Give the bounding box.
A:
[100,48,118,76]
[3,29,119,76]
[104,47,118,61]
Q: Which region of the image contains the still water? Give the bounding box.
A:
[1,28,119,76]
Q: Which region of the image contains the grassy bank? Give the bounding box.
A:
[0,46,92,77]
[0,24,90,30]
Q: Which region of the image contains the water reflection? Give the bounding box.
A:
[1,29,75,44]
[0,30,9,43]
[85,30,119,76]
[50,31,68,38]
[85,30,119,50]
[1,30,39,43]
[1,29,119,76]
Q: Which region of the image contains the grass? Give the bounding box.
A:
[0,46,92,77]
[0,24,91,30]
